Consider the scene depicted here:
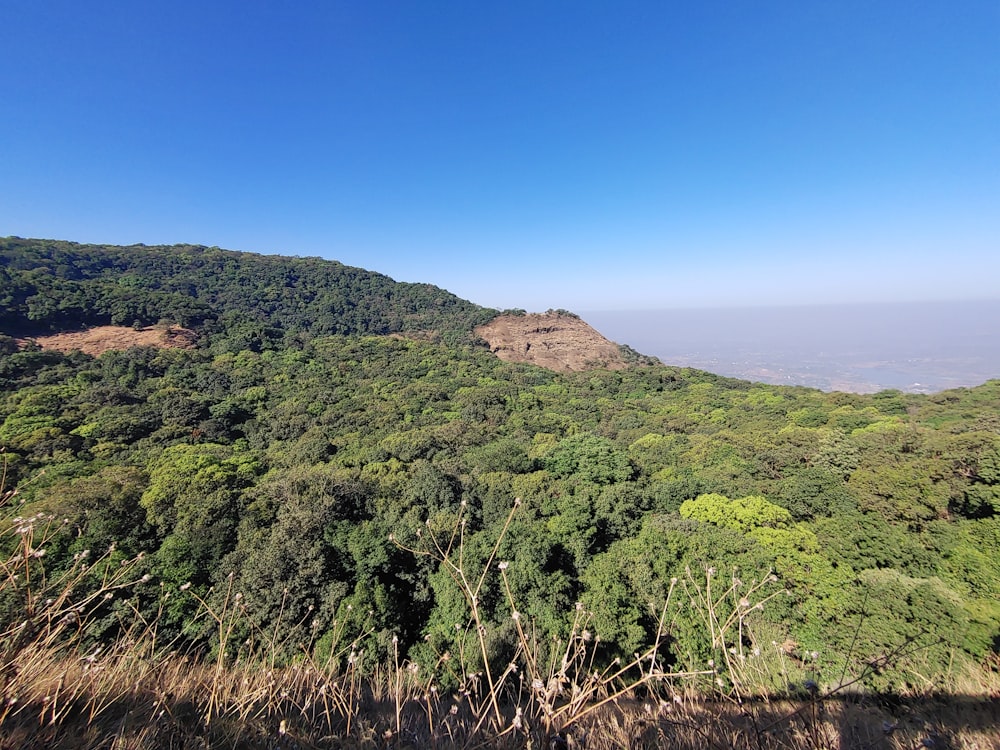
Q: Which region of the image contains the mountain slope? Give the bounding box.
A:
[0,237,496,345]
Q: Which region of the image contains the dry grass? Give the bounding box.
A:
[2,661,998,750]
[11,325,197,357]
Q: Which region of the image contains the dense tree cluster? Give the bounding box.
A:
[1,237,998,690]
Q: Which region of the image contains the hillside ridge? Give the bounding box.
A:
[1,237,652,372]
[0,236,495,345]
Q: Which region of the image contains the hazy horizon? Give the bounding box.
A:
[583,299,1000,394]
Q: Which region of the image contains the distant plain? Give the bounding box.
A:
[584,300,1000,394]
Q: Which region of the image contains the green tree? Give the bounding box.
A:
[543,433,633,485]
[142,444,261,591]
[680,493,792,533]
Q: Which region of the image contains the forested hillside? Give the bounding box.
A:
[0,237,497,345]
[1,238,999,746]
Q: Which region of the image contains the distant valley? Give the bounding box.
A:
[584,300,1000,393]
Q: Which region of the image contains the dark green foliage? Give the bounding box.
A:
[777,466,858,520]
[543,433,634,485]
[50,466,154,557]
[1,237,497,344]
[219,466,370,654]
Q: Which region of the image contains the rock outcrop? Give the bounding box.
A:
[14,325,197,356]
[476,311,636,372]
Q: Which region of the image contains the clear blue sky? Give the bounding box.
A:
[2,1,997,311]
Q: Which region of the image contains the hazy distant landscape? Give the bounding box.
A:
[586,300,1000,393]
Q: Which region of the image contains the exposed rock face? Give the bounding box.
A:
[15,325,197,356]
[475,312,632,372]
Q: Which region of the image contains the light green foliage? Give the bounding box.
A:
[810,428,860,478]
[0,384,83,459]
[378,428,438,463]
[463,437,534,476]
[141,443,262,600]
[944,518,1000,599]
[627,432,681,477]
[827,404,882,432]
[582,514,780,665]
[680,493,792,533]
[141,443,257,530]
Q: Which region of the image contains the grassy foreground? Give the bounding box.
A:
[2,483,998,749]
[2,642,997,749]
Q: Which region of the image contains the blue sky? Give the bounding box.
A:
[2,1,997,311]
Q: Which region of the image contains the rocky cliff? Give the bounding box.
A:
[475,311,647,372]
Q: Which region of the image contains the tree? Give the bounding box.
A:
[141,444,261,591]
[543,433,633,485]
[680,493,792,533]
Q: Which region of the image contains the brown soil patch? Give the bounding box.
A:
[476,312,631,372]
[14,326,197,356]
